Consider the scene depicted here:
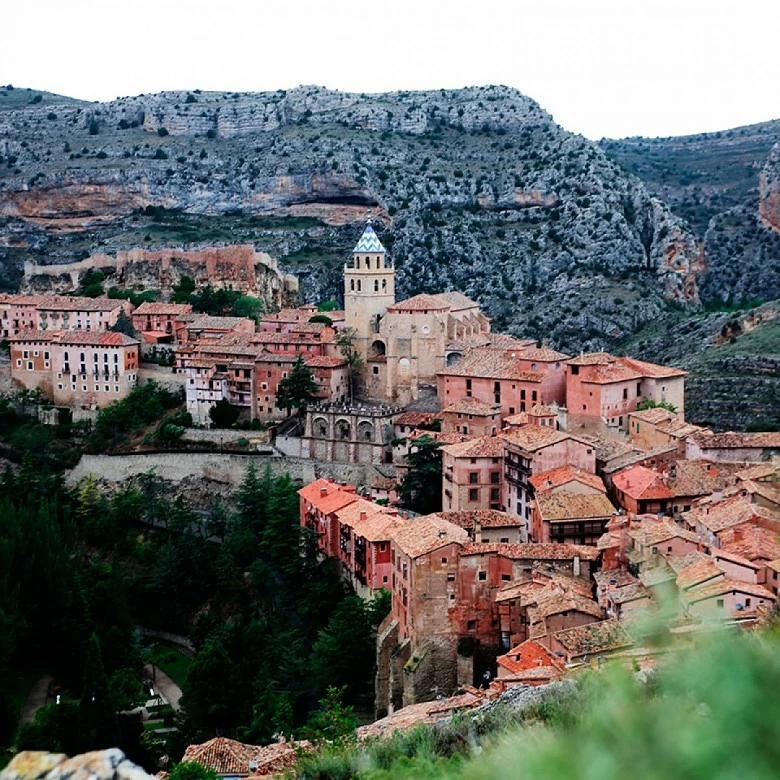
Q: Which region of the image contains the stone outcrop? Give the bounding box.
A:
[0,84,713,349]
[0,750,153,780]
[23,244,298,307]
[759,142,780,233]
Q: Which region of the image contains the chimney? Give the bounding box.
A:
[474,519,482,544]
[733,527,743,542]
[360,511,367,522]
[669,462,677,479]
[320,487,328,497]
[536,340,542,349]
[573,555,581,577]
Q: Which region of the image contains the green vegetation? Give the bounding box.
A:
[148,645,192,687]
[295,629,780,779]
[398,434,444,514]
[78,268,105,298]
[208,398,240,429]
[276,357,320,415]
[636,397,677,414]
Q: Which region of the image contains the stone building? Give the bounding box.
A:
[9,329,140,407]
[300,403,399,464]
[441,436,504,512]
[343,222,491,405]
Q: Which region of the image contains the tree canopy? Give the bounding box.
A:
[275,357,320,415]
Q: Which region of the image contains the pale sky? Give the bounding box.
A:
[3,0,779,140]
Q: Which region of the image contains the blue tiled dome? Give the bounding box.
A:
[353,223,386,253]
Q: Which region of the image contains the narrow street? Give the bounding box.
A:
[144,664,182,711]
[20,674,54,725]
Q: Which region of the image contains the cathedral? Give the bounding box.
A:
[344,222,491,405]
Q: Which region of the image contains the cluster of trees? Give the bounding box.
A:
[171,276,264,323]
[1,453,389,766]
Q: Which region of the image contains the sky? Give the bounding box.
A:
[3,0,779,140]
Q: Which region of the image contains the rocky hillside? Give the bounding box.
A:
[620,301,780,431]
[0,84,705,350]
[602,123,780,306]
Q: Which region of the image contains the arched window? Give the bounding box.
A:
[374,279,379,292]
[313,417,329,438]
[358,421,374,442]
[398,357,411,376]
[350,279,355,291]
[336,420,351,440]
[377,257,381,269]
[357,280,362,292]
[382,279,387,291]
[370,339,386,356]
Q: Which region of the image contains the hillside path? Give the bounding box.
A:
[144,664,182,711]
[20,674,54,725]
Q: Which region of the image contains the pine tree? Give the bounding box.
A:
[78,633,119,750]
[262,474,301,576]
[399,433,444,514]
[109,309,136,336]
[275,356,320,415]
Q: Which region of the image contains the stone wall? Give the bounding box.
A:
[1,749,154,780]
[67,452,383,489]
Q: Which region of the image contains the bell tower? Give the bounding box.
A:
[344,222,395,355]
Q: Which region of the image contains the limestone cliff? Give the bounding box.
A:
[759,142,780,233]
[0,85,705,348]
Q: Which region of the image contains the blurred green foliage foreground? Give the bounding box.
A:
[293,627,780,779]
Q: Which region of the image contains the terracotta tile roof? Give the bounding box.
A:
[484,334,537,350]
[335,499,401,542]
[734,463,779,482]
[394,411,439,427]
[683,496,780,535]
[602,443,680,475]
[437,348,544,382]
[407,429,472,445]
[133,302,193,316]
[628,518,704,547]
[39,296,127,312]
[710,547,762,571]
[529,465,606,494]
[497,639,566,675]
[596,532,621,550]
[654,418,708,439]
[594,569,637,588]
[304,355,347,368]
[666,550,711,574]
[10,329,140,346]
[390,515,469,558]
[681,577,775,605]
[503,412,531,426]
[532,589,604,620]
[297,479,359,514]
[740,479,780,508]
[665,460,728,498]
[432,509,523,530]
[514,344,570,362]
[499,425,570,452]
[718,525,780,562]
[186,314,254,330]
[461,541,601,561]
[441,436,504,458]
[181,737,310,776]
[612,465,674,501]
[690,430,780,450]
[388,294,452,312]
[675,558,724,590]
[552,618,633,657]
[581,363,643,385]
[528,403,557,416]
[567,352,618,366]
[535,492,616,523]
[629,407,678,425]
[620,356,687,379]
[578,434,641,465]
[609,582,651,605]
[767,558,780,574]
[442,397,501,415]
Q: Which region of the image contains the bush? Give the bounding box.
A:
[157,127,169,137]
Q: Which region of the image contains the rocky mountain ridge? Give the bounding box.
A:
[1,84,703,350]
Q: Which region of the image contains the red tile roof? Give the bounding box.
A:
[497,639,566,675]
[393,411,440,427]
[499,425,570,452]
[681,577,775,605]
[529,465,606,494]
[551,619,633,657]
[441,436,504,458]
[612,465,674,501]
[438,348,544,382]
[442,397,501,415]
[297,479,359,514]
[690,431,780,449]
[181,737,310,776]
[133,302,193,316]
[10,329,140,346]
[535,492,617,523]
[304,355,347,368]
[514,344,570,362]
[390,516,469,558]
[432,509,523,530]
[461,541,601,561]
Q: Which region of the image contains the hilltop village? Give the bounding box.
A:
[2,222,780,756]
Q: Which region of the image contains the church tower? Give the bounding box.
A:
[344,222,395,358]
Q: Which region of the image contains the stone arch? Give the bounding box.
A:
[335,418,352,440]
[370,339,386,357]
[398,357,411,375]
[313,416,329,438]
[358,420,375,442]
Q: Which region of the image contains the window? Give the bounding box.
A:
[745,598,751,607]
[23,350,29,359]
[501,573,511,581]
[491,488,500,501]
[27,361,33,370]
[716,599,724,608]
[500,537,509,543]
[15,359,21,367]
[372,366,379,375]
[623,388,628,400]
[467,620,477,631]
[441,557,448,564]
[478,570,487,581]
[447,573,455,582]
[469,488,479,502]
[490,472,500,484]
[469,472,479,484]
